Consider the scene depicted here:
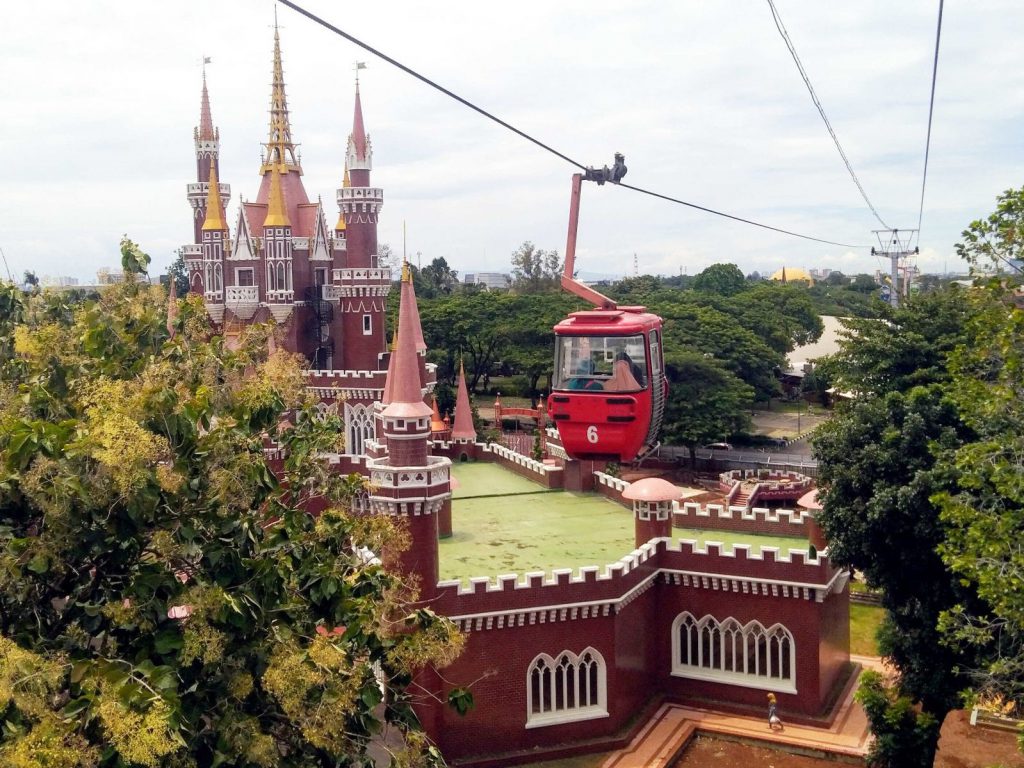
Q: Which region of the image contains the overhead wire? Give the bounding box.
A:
[277,0,870,250]
[766,0,889,230]
[916,0,944,240]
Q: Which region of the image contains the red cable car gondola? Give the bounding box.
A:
[548,163,668,462]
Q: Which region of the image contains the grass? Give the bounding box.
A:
[441,463,811,584]
[850,603,885,656]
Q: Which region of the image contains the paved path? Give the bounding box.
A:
[601,655,886,767]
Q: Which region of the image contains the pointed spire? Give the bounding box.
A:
[452,361,477,442]
[335,166,349,231]
[198,69,215,141]
[430,396,446,433]
[264,165,290,227]
[381,268,432,418]
[261,18,300,174]
[202,164,226,231]
[399,261,427,353]
[166,276,178,339]
[351,83,368,161]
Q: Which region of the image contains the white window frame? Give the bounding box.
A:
[525,647,608,729]
[362,313,373,335]
[671,612,796,693]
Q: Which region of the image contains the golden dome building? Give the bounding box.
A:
[769,266,815,285]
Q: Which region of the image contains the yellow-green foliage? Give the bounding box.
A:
[97,698,181,767]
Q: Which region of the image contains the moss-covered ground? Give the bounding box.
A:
[440,463,810,584]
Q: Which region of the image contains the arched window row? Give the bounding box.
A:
[526,648,608,729]
[672,612,796,693]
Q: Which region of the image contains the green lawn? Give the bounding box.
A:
[441,463,811,585]
[850,603,885,656]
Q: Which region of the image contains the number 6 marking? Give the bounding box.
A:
[586,425,599,443]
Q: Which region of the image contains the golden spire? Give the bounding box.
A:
[401,259,412,283]
[202,164,226,231]
[264,165,290,227]
[260,18,301,175]
[335,166,349,231]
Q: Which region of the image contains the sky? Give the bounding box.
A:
[3,1,1022,284]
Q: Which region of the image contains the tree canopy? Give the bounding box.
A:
[0,264,466,767]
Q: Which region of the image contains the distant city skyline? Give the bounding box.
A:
[3,1,1022,284]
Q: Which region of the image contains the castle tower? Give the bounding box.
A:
[367,267,450,591]
[622,478,680,548]
[197,165,228,315]
[185,68,230,292]
[333,81,389,372]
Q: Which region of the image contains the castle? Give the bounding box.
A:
[183,25,402,460]
[185,28,852,767]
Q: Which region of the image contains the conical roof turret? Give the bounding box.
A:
[451,361,477,441]
[201,165,227,231]
[264,165,290,228]
[352,84,368,161]
[381,267,432,419]
[198,70,216,142]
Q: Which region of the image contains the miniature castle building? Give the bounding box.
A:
[182,26,426,460]
[451,361,477,443]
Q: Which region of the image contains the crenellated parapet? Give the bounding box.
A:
[434,537,845,633]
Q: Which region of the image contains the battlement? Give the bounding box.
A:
[432,537,843,627]
[303,369,386,380]
[483,443,561,475]
[676,502,813,526]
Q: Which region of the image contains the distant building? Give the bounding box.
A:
[95,268,126,285]
[769,266,814,285]
[808,268,833,281]
[41,275,80,287]
[464,271,510,290]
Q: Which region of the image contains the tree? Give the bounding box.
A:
[22,271,39,289]
[813,288,983,763]
[418,257,459,298]
[691,263,746,296]
[165,251,189,297]
[856,671,939,768]
[510,241,561,293]
[955,186,1024,276]
[0,274,467,766]
[120,235,151,278]
[934,282,1024,707]
[660,348,753,466]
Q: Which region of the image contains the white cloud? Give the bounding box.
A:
[1,0,1021,283]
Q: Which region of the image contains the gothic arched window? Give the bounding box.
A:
[526,648,607,728]
[671,612,796,693]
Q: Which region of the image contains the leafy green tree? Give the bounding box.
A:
[165,251,189,296]
[660,348,753,465]
[955,186,1024,276]
[510,241,561,293]
[856,671,939,768]
[414,257,459,299]
[22,271,39,289]
[119,235,151,278]
[813,288,984,762]
[691,263,746,296]
[0,276,466,766]
[935,282,1024,706]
